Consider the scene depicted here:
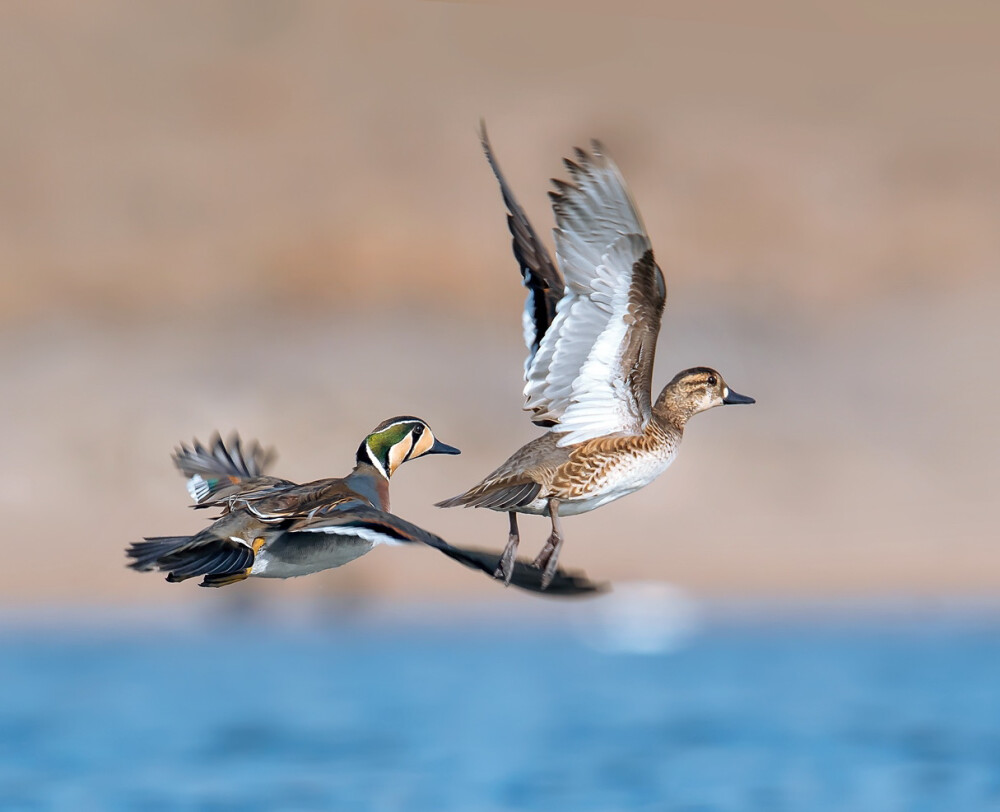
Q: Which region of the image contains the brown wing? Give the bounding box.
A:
[619,249,667,425]
[437,431,570,511]
[197,476,297,513]
[436,479,542,511]
[243,478,372,522]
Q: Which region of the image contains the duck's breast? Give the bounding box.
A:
[520,434,679,516]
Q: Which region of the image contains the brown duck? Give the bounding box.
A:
[437,129,754,589]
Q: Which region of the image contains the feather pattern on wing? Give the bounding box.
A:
[198,477,298,513]
[173,433,280,506]
[524,141,667,446]
[242,483,371,522]
[480,124,564,384]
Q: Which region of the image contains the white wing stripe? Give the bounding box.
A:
[528,232,652,446]
[186,474,210,503]
[297,525,403,547]
[522,143,661,443]
[556,263,634,446]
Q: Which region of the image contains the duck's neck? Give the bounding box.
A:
[652,390,693,436]
[344,463,390,511]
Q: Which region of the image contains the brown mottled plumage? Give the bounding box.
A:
[437,128,754,588]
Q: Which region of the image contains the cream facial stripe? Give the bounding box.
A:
[387,433,415,476]
[411,427,434,459]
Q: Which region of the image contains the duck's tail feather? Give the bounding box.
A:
[126,533,256,586]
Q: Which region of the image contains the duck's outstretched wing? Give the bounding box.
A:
[480,124,564,397]
[291,506,606,597]
[173,433,285,506]
[525,142,667,446]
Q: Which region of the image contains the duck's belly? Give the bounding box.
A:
[250,534,375,578]
[519,447,678,517]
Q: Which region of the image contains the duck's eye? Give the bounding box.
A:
[707,375,717,387]
[412,424,424,440]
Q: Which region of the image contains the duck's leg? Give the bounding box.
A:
[494,511,520,585]
[532,498,563,590]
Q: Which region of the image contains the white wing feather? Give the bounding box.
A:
[524,144,659,446]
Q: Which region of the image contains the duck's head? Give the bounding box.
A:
[356,416,460,479]
[655,367,755,426]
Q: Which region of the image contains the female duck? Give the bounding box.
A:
[438,131,754,589]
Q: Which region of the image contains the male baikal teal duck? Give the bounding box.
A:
[128,418,603,596]
[437,129,754,589]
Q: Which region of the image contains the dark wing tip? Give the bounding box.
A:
[477,124,564,371]
[562,156,585,177]
[506,559,610,597]
[479,120,501,177]
[531,417,558,428]
[550,177,577,196]
[434,495,465,508]
[425,541,608,597]
[350,502,609,598]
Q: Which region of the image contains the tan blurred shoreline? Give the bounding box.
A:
[3,0,998,322]
[0,1,997,606]
[2,278,997,606]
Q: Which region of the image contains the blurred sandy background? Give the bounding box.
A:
[1,0,997,610]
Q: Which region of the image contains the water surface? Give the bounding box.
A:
[1,613,998,811]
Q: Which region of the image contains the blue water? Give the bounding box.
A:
[2,614,1000,811]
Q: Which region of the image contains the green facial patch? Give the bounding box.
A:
[366,421,416,468]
